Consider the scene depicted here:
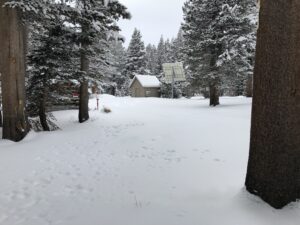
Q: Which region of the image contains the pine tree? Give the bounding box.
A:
[215,1,257,96]
[27,9,76,131]
[155,36,166,74]
[246,0,300,209]
[0,0,30,141]
[172,28,185,63]
[126,28,146,78]
[182,0,257,106]
[164,39,174,63]
[145,44,158,75]
[101,37,128,96]
[0,0,70,139]
[64,0,130,123]
[182,0,219,105]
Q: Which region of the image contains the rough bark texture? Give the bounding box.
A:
[209,84,220,107]
[245,0,300,209]
[0,109,2,127]
[245,76,253,98]
[79,80,89,123]
[78,23,90,123]
[0,2,30,141]
[39,89,50,131]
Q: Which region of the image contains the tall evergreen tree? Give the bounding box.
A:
[172,28,185,63]
[145,44,158,75]
[246,0,300,209]
[215,1,257,96]
[0,0,30,141]
[164,39,174,63]
[100,37,128,95]
[155,36,166,74]
[182,0,256,106]
[126,28,146,78]
[27,8,76,131]
[65,0,130,123]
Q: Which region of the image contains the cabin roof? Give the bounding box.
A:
[130,75,161,88]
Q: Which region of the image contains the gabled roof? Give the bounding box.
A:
[130,75,161,88]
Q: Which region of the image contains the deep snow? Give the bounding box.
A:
[0,96,299,225]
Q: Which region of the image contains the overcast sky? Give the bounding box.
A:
[117,0,186,47]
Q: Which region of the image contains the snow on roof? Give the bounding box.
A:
[130,75,161,88]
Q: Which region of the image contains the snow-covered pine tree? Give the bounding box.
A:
[215,0,258,96]
[110,39,129,96]
[155,36,166,75]
[99,37,129,96]
[182,0,222,106]
[125,28,146,78]
[164,39,174,63]
[182,0,257,106]
[0,0,48,141]
[172,28,186,63]
[63,0,130,123]
[27,6,76,131]
[145,44,158,75]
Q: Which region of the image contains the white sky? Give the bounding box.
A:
[117,0,186,47]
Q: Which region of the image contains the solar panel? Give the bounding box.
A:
[163,62,186,84]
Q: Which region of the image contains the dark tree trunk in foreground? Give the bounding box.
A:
[0,95,2,127]
[209,83,219,107]
[245,0,300,209]
[0,108,2,127]
[0,1,30,141]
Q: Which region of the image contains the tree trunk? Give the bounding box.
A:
[78,51,90,123]
[245,0,300,209]
[0,2,30,141]
[245,75,253,97]
[39,101,49,131]
[39,87,50,131]
[79,80,89,123]
[0,107,2,127]
[209,84,219,107]
[78,24,90,123]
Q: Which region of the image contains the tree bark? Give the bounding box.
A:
[79,80,89,123]
[39,87,50,131]
[0,2,30,141]
[78,23,90,123]
[245,75,253,97]
[209,83,219,107]
[39,101,49,131]
[0,92,2,127]
[0,107,2,127]
[245,0,300,209]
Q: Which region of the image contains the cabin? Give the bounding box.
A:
[129,75,161,97]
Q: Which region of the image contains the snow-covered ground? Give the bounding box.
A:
[0,95,299,225]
